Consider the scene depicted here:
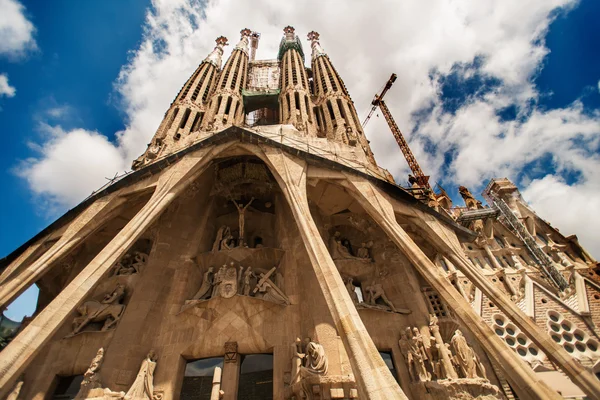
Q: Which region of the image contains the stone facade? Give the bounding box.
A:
[1,27,599,400]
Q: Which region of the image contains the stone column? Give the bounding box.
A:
[261,149,407,400]
[342,175,561,400]
[210,366,223,400]
[0,195,126,309]
[429,323,457,379]
[0,151,215,398]
[484,245,503,270]
[221,342,240,400]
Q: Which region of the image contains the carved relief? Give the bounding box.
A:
[185,263,289,306]
[113,252,148,276]
[75,348,104,399]
[69,284,126,336]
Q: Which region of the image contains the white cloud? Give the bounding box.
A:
[0,0,37,58]
[17,0,600,258]
[0,73,15,98]
[15,124,128,210]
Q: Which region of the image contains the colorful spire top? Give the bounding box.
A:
[204,36,228,68]
[234,28,252,54]
[307,31,326,59]
[278,26,304,61]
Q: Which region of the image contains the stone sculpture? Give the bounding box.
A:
[451,330,477,379]
[345,277,359,303]
[6,379,23,400]
[364,282,397,312]
[212,226,231,252]
[329,231,356,260]
[399,327,429,382]
[304,341,328,375]
[125,350,158,400]
[508,251,524,269]
[192,267,214,300]
[75,347,104,399]
[219,264,239,299]
[113,252,148,276]
[70,284,126,335]
[231,197,254,244]
[241,266,255,296]
[356,241,374,261]
[253,267,290,305]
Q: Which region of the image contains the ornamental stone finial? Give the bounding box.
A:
[307,31,325,59]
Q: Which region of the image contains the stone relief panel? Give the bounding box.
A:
[111,239,153,276]
[67,284,127,337]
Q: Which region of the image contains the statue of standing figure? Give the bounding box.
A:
[451,330,477,379]
[192,267,215,300]
[241,266,255,296]
[125,350,158,400]
[76,348,104,399]
[399,327,430,382]
[231,197,254,245]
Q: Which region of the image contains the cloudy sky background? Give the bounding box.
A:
[1,0,599,318]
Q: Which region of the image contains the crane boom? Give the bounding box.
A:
[363,73,431,190]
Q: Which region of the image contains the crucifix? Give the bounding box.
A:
[231,197,254,244]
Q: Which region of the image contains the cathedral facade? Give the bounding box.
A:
[1,27,599,400]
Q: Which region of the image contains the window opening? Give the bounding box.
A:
[379,352,399,383]
[305,96,312,123]
[326,100,337,128]
[52,375,84,400]
[179,108,191,129]
[238,354,273,400]
[180,357,224,400]
[294,92,301,111]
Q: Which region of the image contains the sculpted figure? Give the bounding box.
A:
[451,330,477,379]
[329,231,356,260]
[212,226,230,252]
[6,379,23,400]
[220,231,233,251]
[412,328,431,381]
[76,348,104,398]
[405,327,429,382]
[192,267,214,300]
[345,277,359,303]
[114,254,135,276]
[365,282,397,312]
[231,197,254,244]
[241,267,255,296]
[458,186,481,210]
[429,337,444,380]
[291,338,305,384]
[508,251,524,269]
[398,329,416,381]
[212,265,227,298]
[125,350,158,400]
[356,242,371,260]
[146,139,162,160]
[71,285,126,335]
[303,342,328,375]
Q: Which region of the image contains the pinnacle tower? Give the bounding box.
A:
[2,27,599,400]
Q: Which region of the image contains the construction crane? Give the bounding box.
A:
[363,73,431,190]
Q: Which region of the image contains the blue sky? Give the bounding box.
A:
[1,0,599,320]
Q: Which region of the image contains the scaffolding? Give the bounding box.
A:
[483,183,569,291]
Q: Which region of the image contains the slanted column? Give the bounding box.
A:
[0,151,214,397]
[341,175,561,400]
[221,342,240,400]
[262,149,407,400]
[210,367,223,400]
[429,323,458,379]
[0,195,126,309]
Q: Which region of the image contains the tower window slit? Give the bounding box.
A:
[326,100,337,128]
[240,59,247,93]
[295,92,301,111]
[180,68,200,99]
[224,97,232,115]
[324,61,338,91]
[292,53,298,86]
[191,65,209,102]
[349,103,362,134]
[314,106,321,129]
[231,53,242,90]
[287,93,291,117]
[305,96,312,123]
[165,108,179,131]
[284,54,290,88]
[190,112,201,132]
[320,105,327,129]
[230,101,238,121]
[179,108,191,129]
[319,59,328,94]
[216,96,223,114]
[337,99,350,128]
[202,69,215,102]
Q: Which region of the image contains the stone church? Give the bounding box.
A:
[1,27,599,400]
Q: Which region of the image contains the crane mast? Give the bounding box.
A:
[363,73,431,190]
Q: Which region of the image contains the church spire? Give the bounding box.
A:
[307,31,376,164]
[131,36,227,170]
[201,28,251,131]
[277,26,316,136]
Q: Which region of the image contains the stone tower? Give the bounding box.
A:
[1,27,600,400]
